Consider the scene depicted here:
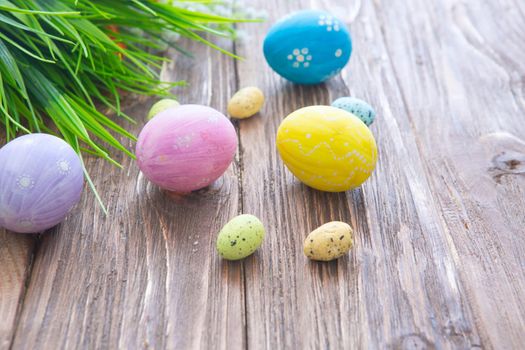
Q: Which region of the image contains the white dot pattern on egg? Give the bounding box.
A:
[264,10,352,85]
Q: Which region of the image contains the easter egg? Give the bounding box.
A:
[147,98,179,120]
[136,104,238,193]
[263,10,352,84]
[332,97,376,126]
[216,214,265,260]
[276,106,377,192]
[304,221,353,261]
[0,134,84,233]
[227,87,265,119]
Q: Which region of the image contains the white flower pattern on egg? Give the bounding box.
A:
[174,134,194,150]
[16,175,34,190]
[207,115,219,123]
[318,14,340,32]
[197,177,210,186]
[288,48,313,69]
[18,218,33,228]
[321,67,343,81]
[57,160,71,175]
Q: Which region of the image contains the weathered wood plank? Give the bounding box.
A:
[236,1,375,348]
[235,0,524,348]
[9,37,244,349]
[335,0,484,347]
[1,0,523,348]
[0,130,37,349]
[372,0,525,347]
[0,231,35,349]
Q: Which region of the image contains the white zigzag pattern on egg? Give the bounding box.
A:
[279,138,375,173]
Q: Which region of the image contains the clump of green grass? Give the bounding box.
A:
[0,0,255,212]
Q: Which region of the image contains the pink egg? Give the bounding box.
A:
[136,104,238,192]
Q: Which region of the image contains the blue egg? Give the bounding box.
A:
[263,10,352,85]
[332,97,376,126]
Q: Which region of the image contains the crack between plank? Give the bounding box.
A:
[8,235,41,350]
[230,6,249,349]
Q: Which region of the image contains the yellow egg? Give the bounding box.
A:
[227,87,265,119]
[276,106,378,192]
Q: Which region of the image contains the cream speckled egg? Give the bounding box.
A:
[276,106,378,192]
[216,214,265,260]
[304,221,353,261]
[227,87,265,119]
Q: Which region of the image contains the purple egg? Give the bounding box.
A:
[136,104,238,192]
[0,134,84,233]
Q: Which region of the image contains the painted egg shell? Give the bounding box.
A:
[332,97,376,126]
[276,106,378,192]
[0,134,84,233]
[136,104,238,192]
[227,87,265,119]
[216,214,265,260]
[263,10,352,84]
[147,98,179,120]
[304,221,353,261]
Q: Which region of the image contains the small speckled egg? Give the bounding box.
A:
[263,10,352,84]
[136,104,238,193]
[227,87,265,119]
[332,97,376,126]
[276,106,378,192]
[304,221,353,261]
[147,98,180,120]
[216,214,265,260]
[0,134,84,233]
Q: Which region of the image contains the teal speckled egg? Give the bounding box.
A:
[216,214,265,260]
[331,97,376,126]
[263,10,352,85]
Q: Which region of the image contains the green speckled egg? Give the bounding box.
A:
[216,214,265,260]
[147,98,179,120]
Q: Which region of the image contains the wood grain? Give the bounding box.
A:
[0,231,35,349]
[236,1,363,348]
[235,0,524,348]
[372,0,525,347]
[8,37,245,349]
[0,131,37,349]
[0,0,524,348]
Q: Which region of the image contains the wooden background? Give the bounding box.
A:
[1,0,525,348]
